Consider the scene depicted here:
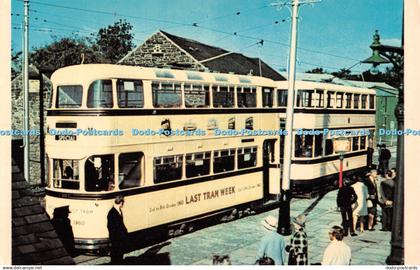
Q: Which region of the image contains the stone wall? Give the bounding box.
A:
[120,32,203,70]
[11,73,52,185]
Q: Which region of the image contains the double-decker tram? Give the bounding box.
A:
[275,80,376,195]
[45,64,375,251]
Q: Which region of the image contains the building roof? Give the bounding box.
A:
[12,159,74,265]
[160,31,285,80]
[121,30,285,81]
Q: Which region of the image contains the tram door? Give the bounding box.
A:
[263,139,277,200]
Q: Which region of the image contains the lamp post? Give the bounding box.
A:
[362,30,404,265]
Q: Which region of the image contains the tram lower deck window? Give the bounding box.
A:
[119,152,143,189]
[53,159,80,190]
[186,152,211,178]
[213,149,235,173]
[238,147,257,169]
[85,155,114,192]
[295,134,313,158]
[154,155,183,183]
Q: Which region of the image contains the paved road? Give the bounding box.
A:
[79,188,391,265]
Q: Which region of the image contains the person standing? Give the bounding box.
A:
[378,170,395,231]
[378,144,391,176]
[107,195,129,264]
[286,214,308,265]
[352,176,369,233]
[365,170,379,231]
[337,179,358,236]
[257,215,287,265]
[51,206,76,257]
[321,226,351,265]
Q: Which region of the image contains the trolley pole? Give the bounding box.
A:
[23,0,30,182]
[272,0,320,235]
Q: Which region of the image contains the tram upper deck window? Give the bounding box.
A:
[87,80,113,108]
[238,147,257,169]
[154,155,183,183]
[119,152,143,189]
[277,89,288,107]
[369,94,375,109]
[262,88,274,108]
[296,90,314,107]
[345,93,352,109]
[353,94,360,109]
[185,84,210,108]
[361,95,367,109]
[213,86,234,107]
[152,82,182,108]
[312,89,324,108]
[117,79,144,108]
[336,93,344,108]
[56,85,83,108]
[53,159,79,190]
[85,155,114,192]
[237,87,256,108]
[327,91,335,108]
[213,149,235,173]
[186,152,211,178]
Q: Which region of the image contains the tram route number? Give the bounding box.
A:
[55,134,77,141]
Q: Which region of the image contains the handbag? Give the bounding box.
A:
[367,199,373,208]
[288,249,297,265]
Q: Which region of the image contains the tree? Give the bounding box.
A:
[96,20,134,63]
[30,37,103,74]
[11,51,22,80]
[306,67,325,74]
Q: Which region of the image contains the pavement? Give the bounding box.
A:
[80,188,391,265]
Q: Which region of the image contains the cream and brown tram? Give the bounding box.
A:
[45,64,375,251]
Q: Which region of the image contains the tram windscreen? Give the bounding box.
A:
[56,85,83,108]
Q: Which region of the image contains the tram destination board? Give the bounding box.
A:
[55,134,77,141]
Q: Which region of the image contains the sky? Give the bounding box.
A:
[11,0,403,74]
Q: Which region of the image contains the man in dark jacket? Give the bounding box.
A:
[378,145,391,176]
[107,195,128,264]
[337,179,358,236]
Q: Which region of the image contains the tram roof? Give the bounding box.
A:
[51,64,276,87]
[275,80,376,94]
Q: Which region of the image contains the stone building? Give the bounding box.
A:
[119,30,285,80]
[11,65,52,185]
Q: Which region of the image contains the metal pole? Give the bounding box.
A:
[339,154,344,187]
[23,0,30,182]
[277,0,299,236]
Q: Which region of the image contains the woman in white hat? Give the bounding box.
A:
[256,215,287,265]
[286,214,308,265]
